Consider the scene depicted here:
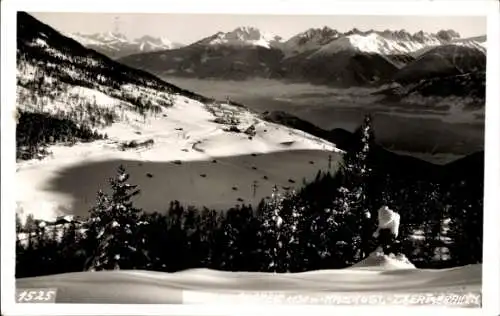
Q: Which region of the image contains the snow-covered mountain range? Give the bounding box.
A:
[283,27,485,57]
[285,28,443,57]
[63,31,184,59]
[117,25,486,93]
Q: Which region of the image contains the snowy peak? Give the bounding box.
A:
[92,31,128,43]
[65,31,130,46]
[194,26,283,49]
[283,26,341,54]
[295,26,341,44]
[134,35,182,51]
[436,29,461,42]
[64,32,183,59]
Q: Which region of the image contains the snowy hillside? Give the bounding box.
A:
[193,26,283,49]
[16,94,339,222]
[64,31,184,59]
[16,12,340,222]
[16,252,481,306]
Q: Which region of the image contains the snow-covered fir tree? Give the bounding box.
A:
[257,185,283,272]
[278,189,303,272]
[257,186,303,272]
[331,114,375,263]
[86,165,146,271]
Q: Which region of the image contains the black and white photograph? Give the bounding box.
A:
[2,0,500,314]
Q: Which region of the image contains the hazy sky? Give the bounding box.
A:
[30,12,487,45]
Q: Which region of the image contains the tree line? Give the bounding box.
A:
[15,115,483,277]
[16,110,108,161]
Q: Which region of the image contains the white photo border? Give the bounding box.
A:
[1,0,499,315]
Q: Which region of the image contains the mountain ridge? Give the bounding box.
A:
[115,24,486,93]
[65,23,486,60]
[282,27,465,57]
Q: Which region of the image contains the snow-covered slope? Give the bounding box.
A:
[16,95,339,221]
[16,12,340,222]
[63,31,184,59]
[17,12,198,124]
[16,260,481,305]
[193,26,283,49]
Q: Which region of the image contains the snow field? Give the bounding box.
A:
[15,256,481,305]
[16,91,341,222]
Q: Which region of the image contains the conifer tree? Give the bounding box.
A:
[257,185,284,272]
[254,185,304,272]
[331,114,376,263]
[86,165,146,271]
[277,189,303,272]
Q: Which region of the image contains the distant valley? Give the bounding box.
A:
[162,77,484,161]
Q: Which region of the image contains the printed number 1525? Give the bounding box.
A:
[16,288,57,303]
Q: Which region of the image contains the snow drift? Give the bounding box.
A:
[350,249,416,270]
[16,260,481,305]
